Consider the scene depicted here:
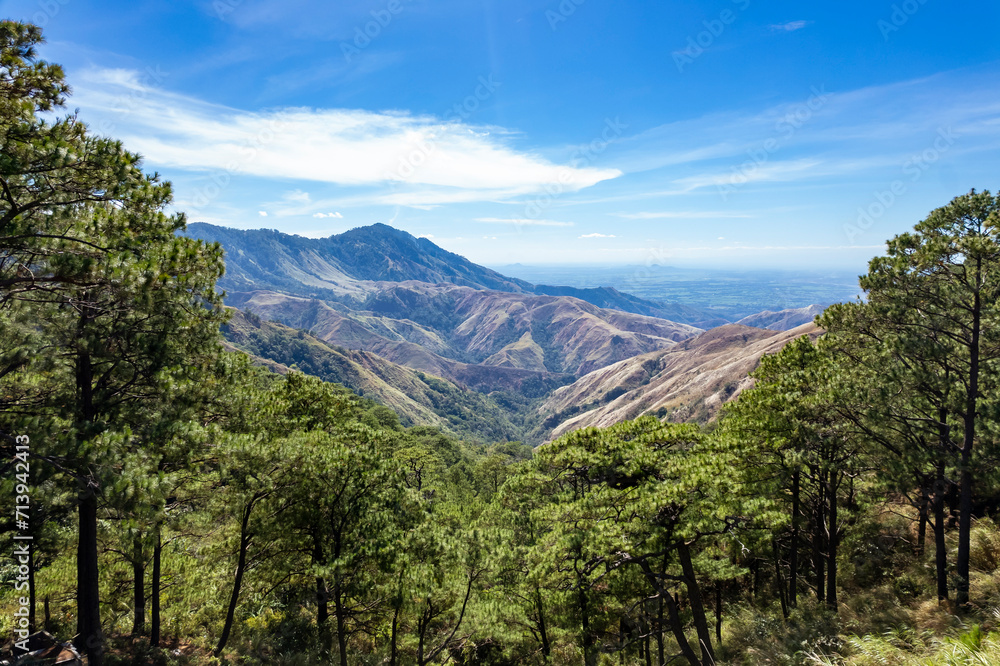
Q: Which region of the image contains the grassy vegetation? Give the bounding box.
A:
[222,309,533,443]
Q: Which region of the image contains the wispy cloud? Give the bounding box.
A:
[313,212,343,219]
[283,190,312,203]
[771,21,811,32]
[604,67,1000,197]
[579,233,616,238]
[71,68,622,206]
[475,217,575,227]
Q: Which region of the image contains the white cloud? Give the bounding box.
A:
[417,234,435,239]
[258,211,268,217]
[72,69,621,206]
[579,233,616,238]
[284,190,311,203]
[475,217,575,227]
[771,21,811,31]
[313,212,344,219]
[672,159,826,192]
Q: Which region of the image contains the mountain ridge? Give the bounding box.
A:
[185,222,715,324]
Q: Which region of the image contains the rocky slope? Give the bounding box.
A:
[230,284,701,378]
[537,323,822,440]
[736,304,826,331]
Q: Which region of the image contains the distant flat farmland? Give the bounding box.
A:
[489,264,863,322]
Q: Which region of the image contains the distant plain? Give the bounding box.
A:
[490,264,864,321]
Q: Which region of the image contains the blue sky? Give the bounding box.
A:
[3,0,1000,269]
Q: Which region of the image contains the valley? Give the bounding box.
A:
[191,222,832,444]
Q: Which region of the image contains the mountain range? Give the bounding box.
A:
[187,222,826,443]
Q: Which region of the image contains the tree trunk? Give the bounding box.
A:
[957,441,975,607]
[313,531,328,626]
[131,535,145,636]
[826,478,838,611]
[917,484,929,559]
[580,581,596,666]
[75,490,104,666]
[662,590,702,666]
[215,504,253,656]
[715,584,722,647]
[620,618,627,664]
[643,601,653,666]
[814,480,825,603]
[535,587,551,660]
[934,464,949,602]
[956,266,982,608]
[152,530,162,647]
[334,573,349,666]
[389,601,400,666]
[773,538,788,620]
[678,542,715,664]
[417,611,428,665]
[657,586,665,666]
[790,469,800,607]
[74,344,103,666]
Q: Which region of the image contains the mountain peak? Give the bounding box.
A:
[185,221,533,294]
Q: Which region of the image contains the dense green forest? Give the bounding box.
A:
[5,21,1000,666]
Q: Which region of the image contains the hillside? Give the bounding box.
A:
[537,323,822,440]
[221,309,550,442]
[230,284,701,377]
[736,304,826,330]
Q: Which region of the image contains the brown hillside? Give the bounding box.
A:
[233,283,701,378]
[538,323,822,441]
